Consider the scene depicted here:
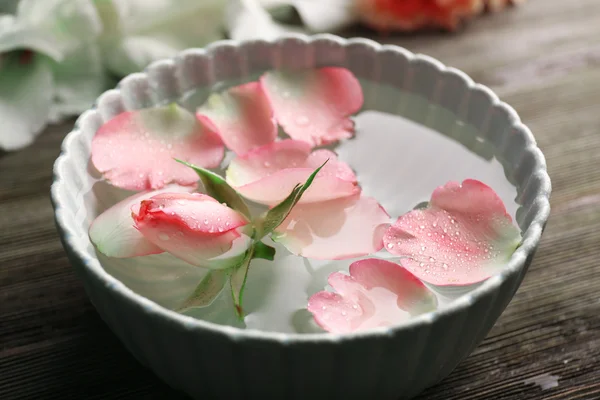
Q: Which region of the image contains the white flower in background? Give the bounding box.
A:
[0,0,228,151]
[0,0,104,150]
[95,0,227,76]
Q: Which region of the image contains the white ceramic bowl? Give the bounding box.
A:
[51,34,551,400]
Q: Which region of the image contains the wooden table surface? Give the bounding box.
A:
[1,1,599,399]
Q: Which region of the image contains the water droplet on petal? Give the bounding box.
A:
[158,233,170,241]
[387,243,394,249]
[296,116,309,126]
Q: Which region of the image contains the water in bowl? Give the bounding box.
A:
[95,80,519,334]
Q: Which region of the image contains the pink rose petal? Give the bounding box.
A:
[92,104,224,191]
[89,185,194,258]
[226,139,359,205]
[308,258,437,333]
[197,82,277,155]
[260,67,363,147]
[133,192,251,269]
[273,194,391,260]
[383,179,522,286]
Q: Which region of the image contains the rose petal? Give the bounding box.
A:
[135,192,248,234]
[226,139,359,205]
[198,81,277,155]
[260,67,363,147]
[308,258,437,333]
[133,192,251,269]
[91,104,224,191]
[273,194,390,260]
[383,179,522,286]
[89,185,194,258]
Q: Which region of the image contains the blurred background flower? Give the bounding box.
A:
[0,0,523,151]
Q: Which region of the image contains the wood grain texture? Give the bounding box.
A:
[1,0,599,399]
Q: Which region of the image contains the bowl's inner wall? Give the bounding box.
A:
[57,38,547,334]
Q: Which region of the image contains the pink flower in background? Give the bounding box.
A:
[90,189,251,269]
[92,104,224,191]
[308,258,437,333]
[355,0,524,31]
[383,179,521,286]
[356,0,483,31]
[226,139,359,206]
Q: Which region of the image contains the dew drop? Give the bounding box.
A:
[443,263,448,270]
[158,233,170,241]
[203,219,209,224]
[451,219,456,224]
[167,143,173,150]
[296,116,309,126]
[322,306,327,310]
[264,161,271,167]
[432,222,437,228]
[177,200,186,205]
[429,257,435,262]
[341,311,347,316]
[387,243,394,249]
[419,263,425,267]
[352,304,358,309]
[420,225,425,229]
